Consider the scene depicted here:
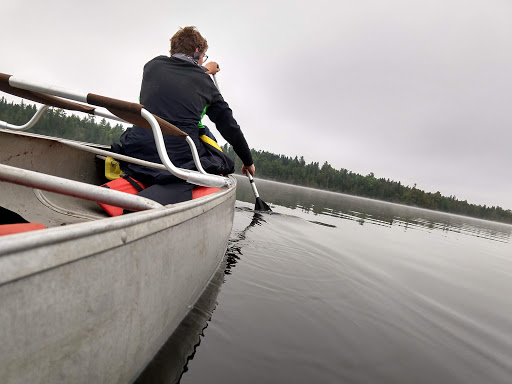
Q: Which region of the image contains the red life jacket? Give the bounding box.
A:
[0,223,47,236]
[99,174,147,217]
[99,175,221,216]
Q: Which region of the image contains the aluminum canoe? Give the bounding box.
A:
[0,128,236,383]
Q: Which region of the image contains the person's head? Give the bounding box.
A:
[170,26,208,61]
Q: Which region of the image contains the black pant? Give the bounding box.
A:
[136,182,194,205]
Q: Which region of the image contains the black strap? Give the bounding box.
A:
[121,174,144,192]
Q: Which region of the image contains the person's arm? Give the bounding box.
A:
[206,94,253,168]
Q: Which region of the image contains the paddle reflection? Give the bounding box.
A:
[225,210,266,275]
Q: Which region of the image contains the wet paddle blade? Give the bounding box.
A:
[255,197,272,212]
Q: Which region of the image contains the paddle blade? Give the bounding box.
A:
[255,197,272,212]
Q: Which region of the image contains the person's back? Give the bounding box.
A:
[122,55,229,183]
[140,55,214,128]
[116,26,255,205]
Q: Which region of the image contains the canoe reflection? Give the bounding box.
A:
[134,256,225,383]
[135,209,266,383]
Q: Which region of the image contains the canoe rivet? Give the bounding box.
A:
[121,231,128,243]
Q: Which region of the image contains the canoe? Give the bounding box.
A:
[0,75,236,383]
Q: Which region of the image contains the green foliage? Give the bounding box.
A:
[0,97,125,145]
[222,143,512,224]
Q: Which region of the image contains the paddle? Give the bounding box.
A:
[211,73,272,212]
[246,172,272,211]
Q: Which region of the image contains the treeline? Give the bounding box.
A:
[222,145,512,224]
[0,97,125,145]
[1,98,510,223]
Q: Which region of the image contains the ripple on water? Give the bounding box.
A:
[148,185,512,384]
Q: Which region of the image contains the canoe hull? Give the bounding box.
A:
[0,171,235,384]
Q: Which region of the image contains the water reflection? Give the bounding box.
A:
[137,178,512,384]
[235,175,512,243]
[134,259,227,384]
[135,208,267,383]
[225,209,266,275]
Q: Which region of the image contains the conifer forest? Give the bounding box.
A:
[1,98,510,224]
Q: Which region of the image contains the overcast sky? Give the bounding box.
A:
[2,0,511,209]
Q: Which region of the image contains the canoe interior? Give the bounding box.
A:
[0,128,110,226]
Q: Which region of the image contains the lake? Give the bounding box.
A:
[136,176,512,384]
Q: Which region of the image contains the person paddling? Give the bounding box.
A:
[117,26,255,204]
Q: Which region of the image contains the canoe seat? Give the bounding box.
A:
[0,223,47,236]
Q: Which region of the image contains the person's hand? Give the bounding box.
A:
[242,164,255,177]
[204,61,220,75]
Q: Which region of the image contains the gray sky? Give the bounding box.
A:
[2,0,511,209]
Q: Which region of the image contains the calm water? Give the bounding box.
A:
[136,177,512,384]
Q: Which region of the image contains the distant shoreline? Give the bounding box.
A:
[233,173,512,227]
[225,148,512,225]
[1,98,509,224]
